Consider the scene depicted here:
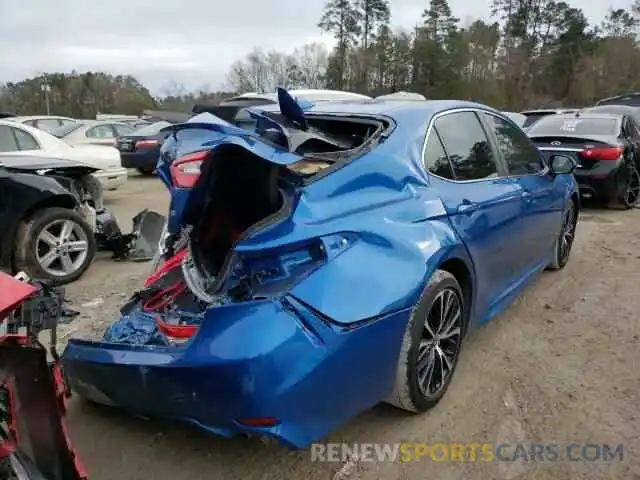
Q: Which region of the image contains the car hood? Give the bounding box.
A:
[12,145,121,170]
[0,154,98,174]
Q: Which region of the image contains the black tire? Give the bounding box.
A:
[387,270,466,413]
[137,168,155,176]
[617,163,640,209]
[14,207,96,285]
[547,198,577,271]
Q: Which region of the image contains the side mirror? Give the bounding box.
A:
[549,154,576,175]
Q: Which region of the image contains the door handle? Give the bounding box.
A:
[521,191,532,203]
[457,199,478,214]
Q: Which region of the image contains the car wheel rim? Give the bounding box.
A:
[559,202,576,263]
[417,288,462,398]
[35,219,89,277]
[624,167,640,206]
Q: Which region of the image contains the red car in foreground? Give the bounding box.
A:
[0,272,86,480]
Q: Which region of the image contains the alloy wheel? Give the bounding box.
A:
[559,202,576,263]
[624,166,640,207]
[416,288,463,398]
[35,219,90,278]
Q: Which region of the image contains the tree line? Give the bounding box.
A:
[2,0,640,117]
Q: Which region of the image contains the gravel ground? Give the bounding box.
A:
[60,173,640,480]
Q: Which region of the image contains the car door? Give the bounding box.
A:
[480,111,565,273]
[425,110,525,321]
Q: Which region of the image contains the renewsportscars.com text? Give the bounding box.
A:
[310,443,625,463]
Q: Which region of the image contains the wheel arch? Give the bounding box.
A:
[436,256,474,333]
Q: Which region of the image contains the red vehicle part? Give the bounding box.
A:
[0,272,87,480]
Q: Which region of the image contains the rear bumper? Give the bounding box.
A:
[120,149,160,170]
[61,297,409,448]
[574,163,619,198]
[92,169,127,191]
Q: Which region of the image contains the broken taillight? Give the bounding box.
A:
[170,150,208,188]
[231,233,357,299]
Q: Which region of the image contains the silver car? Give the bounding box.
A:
[50,120,136,147]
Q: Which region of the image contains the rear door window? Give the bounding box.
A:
[434,111,501,180]
[0,126,18,152]
[36,118,63,131]
[86,124,116,139]
[12,128,40,150]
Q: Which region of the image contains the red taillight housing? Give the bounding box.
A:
[135,139,160,149]
[580,146,624,161]
[170,150,208,188]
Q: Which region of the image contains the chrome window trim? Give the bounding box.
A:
[421,107,550,184]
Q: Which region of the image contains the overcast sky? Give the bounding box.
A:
[0,0,633,94]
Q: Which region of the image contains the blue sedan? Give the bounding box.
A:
[61,95,579,449]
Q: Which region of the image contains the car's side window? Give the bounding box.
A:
[12,127,40,150]
[86,124,116,139]
[113,124,134,136]
[37,118,63,131]
[482,113,545,175]
[434,111,500,180]
[423,129,455,179]
[0,126,19,152]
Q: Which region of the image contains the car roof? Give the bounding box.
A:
[253,99,491,119]
[10,115,77,122]
[229,89,372,102]
[521,108,577,115]
[583,105,639,113]
[548,112,622,120]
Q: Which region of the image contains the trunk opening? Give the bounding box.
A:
[185,144,289,281]
[103,146,296,347]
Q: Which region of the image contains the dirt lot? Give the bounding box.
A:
[60,173,640,480]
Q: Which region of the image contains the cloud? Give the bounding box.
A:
[0,0,630,93]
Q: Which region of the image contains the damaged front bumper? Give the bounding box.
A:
[61,297,410,448]
[95,208,166,261]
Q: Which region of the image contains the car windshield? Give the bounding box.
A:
[134,121,170,135]
[527,116,619,136]
[50,122,84,138]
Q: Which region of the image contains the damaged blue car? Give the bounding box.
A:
[61,90,579,448]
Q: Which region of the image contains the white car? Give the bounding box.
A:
[50,120,136,148]
[5,115,78,132]
[0,120,127,190]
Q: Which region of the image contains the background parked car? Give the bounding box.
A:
[115,121,172,175]
[5,115,78,132]
[51,120,136,147]
[595,92,640,107]
[0,120,127,191]
[0,156,97,283]
[520,108,579,128]
[502,111,527,127]
[527,112,640,208]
